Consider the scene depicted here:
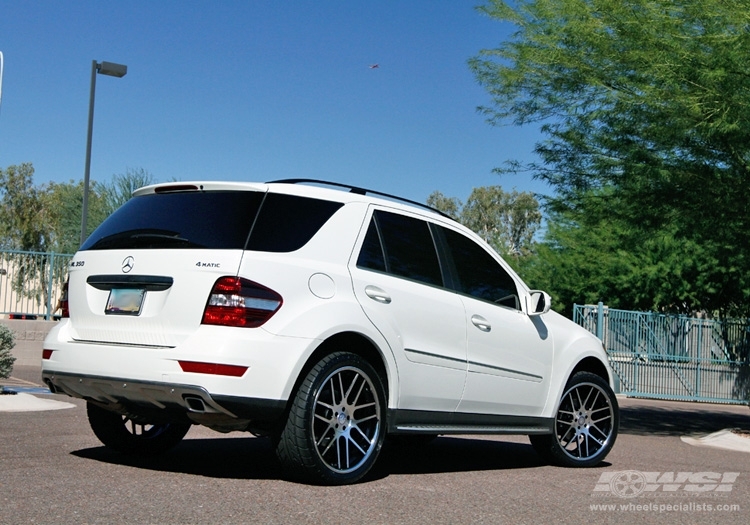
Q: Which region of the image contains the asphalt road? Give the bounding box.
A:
[1,392,749,525]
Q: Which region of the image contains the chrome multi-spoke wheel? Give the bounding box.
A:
[312,365,381,474]
[277,352,386,485]
[87,402,191,455]
[530,372,618,467]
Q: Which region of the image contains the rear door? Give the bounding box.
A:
[67,188,265,347]
[349,208,467,412]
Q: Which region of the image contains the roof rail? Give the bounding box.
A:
[267,179,452,219]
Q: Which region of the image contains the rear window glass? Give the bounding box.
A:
[81,191,343,252]
[81,192,263,250]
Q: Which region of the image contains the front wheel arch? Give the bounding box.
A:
[531,371,619,467]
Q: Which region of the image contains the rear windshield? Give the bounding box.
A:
[81,190,343,252]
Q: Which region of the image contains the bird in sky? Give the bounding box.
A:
[369,64,379,69]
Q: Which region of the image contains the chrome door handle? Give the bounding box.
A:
[471,314,491,332]
[364,285,391,304]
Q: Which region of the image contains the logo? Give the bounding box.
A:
[594,471,740,498]
[121,256,135,273]
[609,471,648,498]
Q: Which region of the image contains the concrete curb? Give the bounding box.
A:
[0,392,75,412]
[681,429,750,454]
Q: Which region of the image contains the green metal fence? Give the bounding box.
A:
[0,250,73,320]
[574,303,750,405]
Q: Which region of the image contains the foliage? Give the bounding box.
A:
[0,164,155,309]
[100,167,155,217]
[470,0,750,316]
[428,186,541,260]
[516,209,723,316]
[0,324,16,380]
[0,164,48,252]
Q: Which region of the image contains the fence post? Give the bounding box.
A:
[596,302,604,341]
[45,252,55,321]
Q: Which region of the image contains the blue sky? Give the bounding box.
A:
[0,1,548,205]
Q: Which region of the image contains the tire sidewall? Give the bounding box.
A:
[283,352,387,485]
[545,371,619,468]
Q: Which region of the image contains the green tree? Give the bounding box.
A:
[99,167,155,216]
[43,179,109,254]
[0,163,48,252]
[470,0,750,316]
[0,164,153,313]
[428,186,541,259]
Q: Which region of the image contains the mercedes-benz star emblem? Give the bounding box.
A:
[121,256,135,273]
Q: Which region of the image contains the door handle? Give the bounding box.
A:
[471,314,491,332]
[364,285,392,304]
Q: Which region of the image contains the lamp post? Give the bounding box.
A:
[80,60,127,246]
[0,51,5,117]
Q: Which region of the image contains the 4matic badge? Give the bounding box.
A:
[195,261,220,268]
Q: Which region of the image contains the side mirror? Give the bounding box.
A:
[528,290,551,316]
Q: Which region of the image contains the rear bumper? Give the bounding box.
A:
[43,370,286,432]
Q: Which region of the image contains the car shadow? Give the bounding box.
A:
[71,435,553,482]
[619,404,750,437]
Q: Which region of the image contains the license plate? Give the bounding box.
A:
[105,288,146,316]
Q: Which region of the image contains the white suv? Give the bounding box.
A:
[42,180,618,485]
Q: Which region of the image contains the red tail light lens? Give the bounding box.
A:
[201,277,282,328]
[59,281,69,318]
[179,361,248,377]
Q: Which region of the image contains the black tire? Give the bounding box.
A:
[530,372,618,467]
[276,352,386,485]
[87,402,191,455]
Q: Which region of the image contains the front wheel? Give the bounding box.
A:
[530,372,618,467]
[276,352,386,485]
[87,402,191,455]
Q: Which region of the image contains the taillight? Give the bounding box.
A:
[59,281,69,318]
[201,277,282,328]
[42,349,53,360]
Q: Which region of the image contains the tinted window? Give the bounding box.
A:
[357,210,442,286]
[82,191,264,250]
[246,193,343,252]
[82,191,343,252]
[356,219,387,272]
[441,227,520,309]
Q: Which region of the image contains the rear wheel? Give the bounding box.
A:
[276,352,386,485]
[87,402,191,455]
[530,372,618,467]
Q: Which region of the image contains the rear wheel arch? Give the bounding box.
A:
[298,331,391,398]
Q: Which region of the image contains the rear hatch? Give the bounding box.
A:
[66,184,266,347]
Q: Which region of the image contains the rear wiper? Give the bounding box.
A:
[87,229,205,250]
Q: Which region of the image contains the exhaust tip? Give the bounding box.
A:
[184,396,206,413]
[44,379,57,394]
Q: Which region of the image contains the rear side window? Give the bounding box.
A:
[357,210,442,286]
[82,191,342,252]
[246,193,343,252]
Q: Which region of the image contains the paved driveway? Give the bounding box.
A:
[1,370,749,524]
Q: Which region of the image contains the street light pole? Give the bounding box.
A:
[0,51,5,118]
[80,60,127,246]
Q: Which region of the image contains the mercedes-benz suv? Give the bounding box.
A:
[42,179,618,485]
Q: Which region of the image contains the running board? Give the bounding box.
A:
[387,409,553,435]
